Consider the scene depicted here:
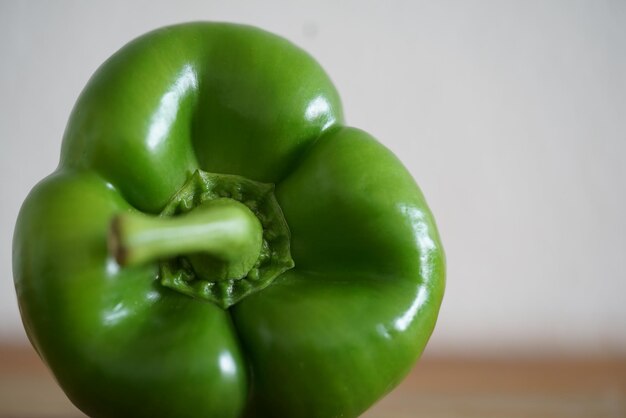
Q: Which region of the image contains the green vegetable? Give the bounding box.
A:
[13,22,445,418]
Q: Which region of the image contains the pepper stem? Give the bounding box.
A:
[108,198,264,281]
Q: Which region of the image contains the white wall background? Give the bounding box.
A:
[1,0,624,357]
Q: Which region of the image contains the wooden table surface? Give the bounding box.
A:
[1,345,624,417]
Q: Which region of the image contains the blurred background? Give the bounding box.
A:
[1,1,624,417]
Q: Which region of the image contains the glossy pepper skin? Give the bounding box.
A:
[13,22,445,418]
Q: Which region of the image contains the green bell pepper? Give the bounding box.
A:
[13,22,445,418]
